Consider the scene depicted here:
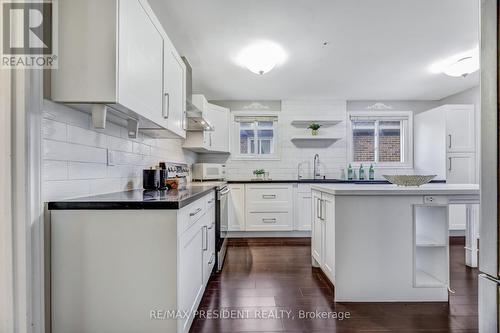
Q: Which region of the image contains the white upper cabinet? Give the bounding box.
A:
[51,0,186,138]
[161,33,187,138]
[118,0,163,123]
[183,98,230,153]
[207,104,230,152]
[445,105,475,153]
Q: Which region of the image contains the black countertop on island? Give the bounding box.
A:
[47,184,218,210]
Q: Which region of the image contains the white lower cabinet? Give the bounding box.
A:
[245,184,293,231]
[228,184,246,231]
[311,189,335,283]
[50,191,216,333]
[179,216,205,333]
[295,184,312,231]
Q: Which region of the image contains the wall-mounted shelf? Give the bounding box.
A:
[290,136,340,148]
[291,119,342,128]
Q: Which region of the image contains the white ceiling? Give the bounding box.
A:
[149,0,480,101]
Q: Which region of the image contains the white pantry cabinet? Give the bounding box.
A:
[414,104,476,231]
[49,192,216,333]
[52,0,186,138]
[414,104,476,181]
[311,190,335,283]
[183,96,230,153]
[228,184,246,231]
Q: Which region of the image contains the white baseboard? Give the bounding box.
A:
[227,231,311,238]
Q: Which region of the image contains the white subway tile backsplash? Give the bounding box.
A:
[43,160,68,181]
[42,100,196,201]
[107,135,134,153]
[67,125,107,148]
[42,119,67,142]
[68,162,107,180]
[44,140,107,163]
[43,180,91,201]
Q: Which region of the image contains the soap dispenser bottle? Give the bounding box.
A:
[369,164,375,180]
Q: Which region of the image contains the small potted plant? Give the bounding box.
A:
[308,123,321,136]
[253,169,265,180]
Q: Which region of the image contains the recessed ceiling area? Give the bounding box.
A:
[149,0,480,100]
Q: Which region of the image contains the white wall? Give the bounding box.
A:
[200,100,348,180]
[42,100,197,201]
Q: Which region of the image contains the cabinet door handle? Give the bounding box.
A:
[207,199,215,204]
[208,253,215,265]
[189,208,202,217]
[208,222,214,230]
[262,218,277,223]
[448,157,452,171]
[320,199,324,220]
[163,92,170,119]
[316,198,321,219]
[203,226,208,250]
[262,194,276,199]
[448,134,452,149]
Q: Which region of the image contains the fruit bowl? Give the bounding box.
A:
[383,175,436,187]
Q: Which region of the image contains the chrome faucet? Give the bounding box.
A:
[313,154,320,179]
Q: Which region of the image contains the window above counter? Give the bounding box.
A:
[231,112,280,160]
[347,111,413,169]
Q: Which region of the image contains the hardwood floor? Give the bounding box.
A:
[190,238,478,333]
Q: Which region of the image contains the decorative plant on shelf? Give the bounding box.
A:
[308,123,321,136]
[253,169,266,179]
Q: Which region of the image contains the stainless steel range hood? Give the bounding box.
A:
[182,57,214,131]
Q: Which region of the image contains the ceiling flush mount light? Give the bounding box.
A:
[429,47,479,78]
[236,41,287,75]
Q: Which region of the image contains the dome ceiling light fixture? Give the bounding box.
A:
[429,46,479,78]
[236,41,287,75]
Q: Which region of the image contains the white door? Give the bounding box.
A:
[179,221,204,333]
[311,191,323,264]
[296,192,312,231]
[228,185,245,231]
[321,193,335,283]
[445,106,475,153]
[118,0,163,123]
[207,103,230,152]
[163,43,186,138]
[446,153,476,184]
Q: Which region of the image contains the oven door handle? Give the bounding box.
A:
[218,188,231,197]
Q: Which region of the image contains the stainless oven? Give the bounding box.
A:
[216,185,230,271]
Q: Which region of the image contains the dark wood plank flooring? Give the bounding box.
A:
[190,238,478,333]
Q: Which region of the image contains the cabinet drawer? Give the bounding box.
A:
[246,185,292,213]
[246,212,292,231]
[178,197,206,234]
[246,185,291,202]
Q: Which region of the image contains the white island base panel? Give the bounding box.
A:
[311,184,479,302]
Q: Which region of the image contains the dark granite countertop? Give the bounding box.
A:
[47,185,217,210]
[227,179,446,184]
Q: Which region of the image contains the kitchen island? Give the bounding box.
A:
[310,183,479,302]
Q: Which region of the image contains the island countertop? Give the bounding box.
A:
[47,184,219,210]
[311,183,480,196]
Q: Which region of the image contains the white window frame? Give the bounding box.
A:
[347,110,413,169]
[231,111,280,160]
